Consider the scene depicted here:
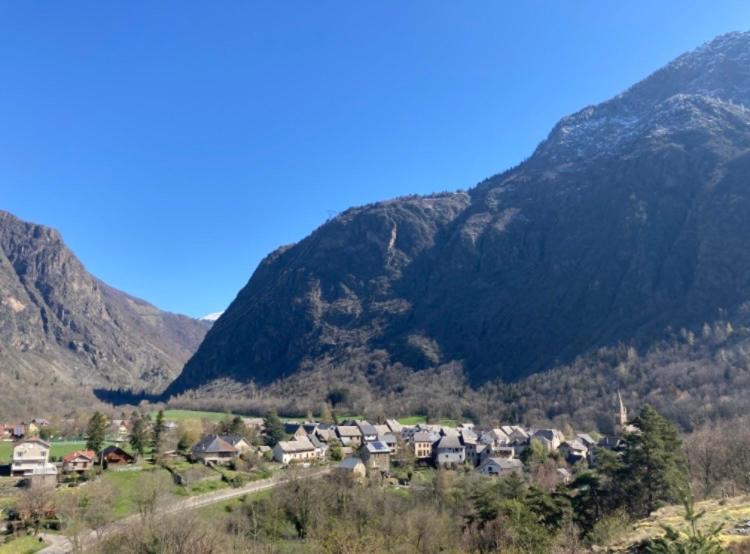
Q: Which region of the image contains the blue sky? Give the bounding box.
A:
[1,2,748,318]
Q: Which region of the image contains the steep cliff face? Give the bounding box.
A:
[167,32,750,396]
[0,211,208,407]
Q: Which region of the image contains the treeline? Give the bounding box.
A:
[169,315,750,435]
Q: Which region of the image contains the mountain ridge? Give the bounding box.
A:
[166,31,750,399]
[0,210,208,415]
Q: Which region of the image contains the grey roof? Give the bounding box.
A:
[339,457,364,470]
[222,435,248,447]
[576,433,596,446]
[192,435,238,455]
[386,419,402,433]
[308,434,327,449]
[437,434,463,449]
[357,421,378,436]
[483,457,523,470]
[412,431,437,443]
[378,433,397,444]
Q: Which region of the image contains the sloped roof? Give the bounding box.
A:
[63,450,96,463]
[336,425,362,437]
[192,435,238,454]
[413,431,438,443]
[356,421,378,436]
[437,434,463,449]
[276,436,315,453]
[482,457,523,471]
[339,457,365,470]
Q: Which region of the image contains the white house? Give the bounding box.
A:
[273,436,318,465]
[11,438,58,483]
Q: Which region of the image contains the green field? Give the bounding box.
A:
[100,468,177,518]
[0,535,46,554]
[396,415,459,427]
[0,441,90,464]
[155,409,232,423]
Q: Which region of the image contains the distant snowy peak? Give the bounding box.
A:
[200,312,224,322]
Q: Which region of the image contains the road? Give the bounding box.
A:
[39,466,331,553]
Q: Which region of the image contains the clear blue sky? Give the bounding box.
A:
[1,3,748,318]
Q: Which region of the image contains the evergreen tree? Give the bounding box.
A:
[130,417,148,458]
[151,410,166,454]
[264,411,285,447]
[86,412,108,453]
[617,406,687,517]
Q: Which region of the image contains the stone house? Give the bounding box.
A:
[191,435,239,465]
[358,441,391,474]
[435,434,466,467]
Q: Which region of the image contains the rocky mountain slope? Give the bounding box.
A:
[0,211,208,412]
[166,31,750,398]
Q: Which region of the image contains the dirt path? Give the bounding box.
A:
[39,466,331,553]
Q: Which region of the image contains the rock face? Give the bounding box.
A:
[166,32,750,396]
[0,211,209,405]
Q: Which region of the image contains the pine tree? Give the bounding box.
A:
[86,412,108,453]
[264,411,285,447]
[617,406,687,518]
[151,410,166,455]
[130,417,148,458]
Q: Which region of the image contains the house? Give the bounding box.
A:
[62,450,96,474]
[576,433,597,449]
[559,439,589,464]
[378,432,398,453]
[100,445,135,465]
[476,457,523,477]
[465,442,488,467]
[31,418,50,428]
[223,435,252,454]
[487,428,511,446]
[273,436,317,465]
[373,424,390,437]
[411,431,438,460]
[479,445,515,465]
[358,441,391,474]
[336,425,363,448]
[308,434,329,458]
[356,421,378,443]
[191,435,239,465]
[501,425,530,445]
[337,457,367,483]
[110,420,130,443]
[385,419,402,434]
[11,424,26,440]
[435,434,466,467]
[11,438,58,484]
[531,429,565,452]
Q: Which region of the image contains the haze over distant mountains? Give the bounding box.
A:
[166,31,750,399]
[0,210,208,413]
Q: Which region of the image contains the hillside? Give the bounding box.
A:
[0,211,209,415]
[166,31,750,403]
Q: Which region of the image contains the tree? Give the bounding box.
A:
[618,406,687,518]
[319,403,334,425]
[151,410,166,455]
[85,411,107,453]
[264,411,285,447]
[130,417,148,458]
[644,494,724,553]
[177,418,203,452]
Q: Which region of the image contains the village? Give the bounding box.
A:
[0,395,634,549]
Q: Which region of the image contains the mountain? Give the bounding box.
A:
[200,312,224,323]
[166,31,750,400]
[0,211,208,414]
